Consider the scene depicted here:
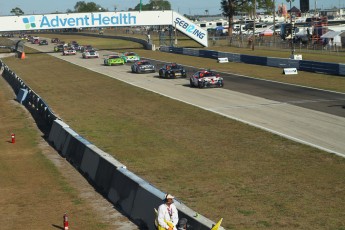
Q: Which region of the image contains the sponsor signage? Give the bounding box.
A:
[283,68,298,75]
[217,57,229,63]
[172,12,208,47]
[0,10,208,47]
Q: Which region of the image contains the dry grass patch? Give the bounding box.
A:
[2,41,345,229]
[0,76,113,229]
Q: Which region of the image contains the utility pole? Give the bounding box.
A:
[273,0,276,44]
[140,0,142,12]
[252,0,256,50]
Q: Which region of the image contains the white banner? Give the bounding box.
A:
[283,68,298,75]
[0,10,208,47]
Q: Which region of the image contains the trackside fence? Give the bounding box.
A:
[160,46,345,76]
[0,59,223,230]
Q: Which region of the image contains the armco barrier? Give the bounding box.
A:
[340,64,345,76]
[218,52,241,63]
[240,54,267,65]
[160,46,345,76]
[169,47,184,54]
[199,50,218,59]
[267,57,299,68]
[299,60,340,75]
[183,48,199,57]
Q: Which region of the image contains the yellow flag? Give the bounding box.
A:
[211,218,223,230]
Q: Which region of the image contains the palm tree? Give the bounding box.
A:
[10,7,24,16]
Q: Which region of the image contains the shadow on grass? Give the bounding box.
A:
[51,224,63,229]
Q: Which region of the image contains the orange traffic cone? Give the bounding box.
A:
[21,52,26,59]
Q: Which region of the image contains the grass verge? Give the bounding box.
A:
[0,72,114,229]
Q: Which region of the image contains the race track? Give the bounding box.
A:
[22,39,345,157]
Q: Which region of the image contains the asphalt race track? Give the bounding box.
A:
[20,39,345,157]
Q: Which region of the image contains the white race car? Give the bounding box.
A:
[62,48,77,55]
[189,70,224,88]
[82,49,99,59]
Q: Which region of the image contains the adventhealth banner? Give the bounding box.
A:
[0,10,208,47]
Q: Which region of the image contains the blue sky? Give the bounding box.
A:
[0,0,343,16]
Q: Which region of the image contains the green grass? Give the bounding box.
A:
[0,77,113,229]
[2,35,345,229]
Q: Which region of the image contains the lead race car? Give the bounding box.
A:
[131,60,155,73]
[158,63,187,78]
[189,69,224,88]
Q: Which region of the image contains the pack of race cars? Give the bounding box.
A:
[30,36,224,88]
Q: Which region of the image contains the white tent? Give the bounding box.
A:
[320,31,344,47]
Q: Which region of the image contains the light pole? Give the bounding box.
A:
[140,0,142,12]
[287,0,295,56]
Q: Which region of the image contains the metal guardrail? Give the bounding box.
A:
[160,46,345,76]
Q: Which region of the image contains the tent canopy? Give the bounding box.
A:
[320,31,344,39]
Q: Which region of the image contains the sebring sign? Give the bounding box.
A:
[0,11,208,46]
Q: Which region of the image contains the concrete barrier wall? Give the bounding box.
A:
[80,145,101,181]
[48,119,69,147]
[93,153,119,195]
[108,167,147,215]
[176,202,220,230]
[55,127,79,152]
[65,135,91,168]
[131,182,168,229]
[3,60,224,230]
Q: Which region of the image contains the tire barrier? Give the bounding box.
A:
[160,46,345,76]
[43,31,152,50]
[1,60,224,230]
